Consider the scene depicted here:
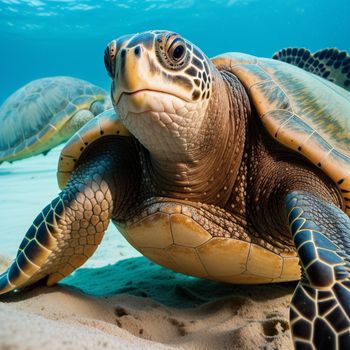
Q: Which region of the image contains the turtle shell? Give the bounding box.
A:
[212,53,350,215]
[57,108,130,189]
[0,76,110,162]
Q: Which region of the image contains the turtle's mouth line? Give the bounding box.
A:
[116,89,186,105]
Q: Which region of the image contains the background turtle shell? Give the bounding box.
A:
[212,53,350,215]
[0,76,109,162]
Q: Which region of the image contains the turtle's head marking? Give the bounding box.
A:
[105,30,214,161]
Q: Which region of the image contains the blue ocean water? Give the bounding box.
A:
[0,0,349,263]
[1,0,350,104]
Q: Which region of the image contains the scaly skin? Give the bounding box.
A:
[0,138,140,292]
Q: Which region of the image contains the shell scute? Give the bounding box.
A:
[246,244,283,278]
[197,238,250,276]
[120,212,173,249]
[78,117,101,145]
[170,214,212,247]
[57,108,130,189]
[166,245,208,277]
[138,247,177,271]
[250,79,292,114]
[273,113,315,150]
[274,257,301,282]
[232,63,271,87]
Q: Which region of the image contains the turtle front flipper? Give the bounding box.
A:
[0,143,134,295]
[285,192,350,349]
[272,47,350,91]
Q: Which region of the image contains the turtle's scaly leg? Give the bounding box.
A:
[0,143,138,295]
[285,191,350,350]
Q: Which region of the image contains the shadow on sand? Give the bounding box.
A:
[59,256,296,308]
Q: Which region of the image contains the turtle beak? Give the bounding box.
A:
[105,40,143,106]
[111,45,150,106]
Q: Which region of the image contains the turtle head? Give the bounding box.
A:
[104,30,215,161]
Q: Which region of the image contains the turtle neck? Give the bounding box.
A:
[141,68,252,207]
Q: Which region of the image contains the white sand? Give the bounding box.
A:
[0,151,295,349]
[0,255,294,350]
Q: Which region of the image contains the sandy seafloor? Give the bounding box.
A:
[0,148,295,349]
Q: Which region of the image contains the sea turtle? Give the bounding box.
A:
[0,31,350,349]
[0,76,112,163]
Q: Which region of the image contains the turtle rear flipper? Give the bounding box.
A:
[285,192,350,349]
[273,47,350,91]
[0,151,118,295]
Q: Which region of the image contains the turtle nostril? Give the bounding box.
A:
[134,46,141,57]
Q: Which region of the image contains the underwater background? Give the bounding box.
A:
[0,0,350,265]
[1,0,350,104]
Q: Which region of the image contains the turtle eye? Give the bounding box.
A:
[168,39,186,62]
[156,33,189,70]
[104,40,117,79]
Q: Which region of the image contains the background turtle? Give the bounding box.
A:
[0,31,350,349]
[0,76,111,163]
[272,47,350,90]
